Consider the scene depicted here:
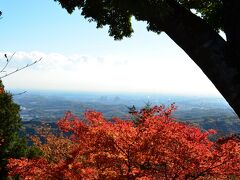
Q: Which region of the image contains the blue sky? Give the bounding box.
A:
[0,0,222,96]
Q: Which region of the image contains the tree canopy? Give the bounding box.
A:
[53,0,223,40]
[8,106,240,179]
[0,81,43,178]
[0,80,27,177]
[53,0,240,117]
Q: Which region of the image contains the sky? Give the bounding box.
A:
[0,0,223,96]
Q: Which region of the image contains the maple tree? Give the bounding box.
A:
[8,105,240,179]
[30,124,74,163]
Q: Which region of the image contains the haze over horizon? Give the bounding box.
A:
[0,0,224,97]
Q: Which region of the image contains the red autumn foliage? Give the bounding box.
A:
[7,105,240,179]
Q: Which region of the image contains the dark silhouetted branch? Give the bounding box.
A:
[12,91,27,96]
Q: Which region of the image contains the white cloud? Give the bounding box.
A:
[0,51,221,96]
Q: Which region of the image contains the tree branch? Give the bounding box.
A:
[0,52,16,73]
[144,0,240,117]
[0,57,42,79]
[12,91,27,96]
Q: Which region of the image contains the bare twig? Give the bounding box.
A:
[0,53,42,96]
[0,57,42,79]
[0,52,16,73]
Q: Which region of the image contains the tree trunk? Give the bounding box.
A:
[144,0,240,117]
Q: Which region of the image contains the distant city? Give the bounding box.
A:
[11,90,240,137]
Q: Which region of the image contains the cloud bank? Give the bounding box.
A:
[0,51,220,96]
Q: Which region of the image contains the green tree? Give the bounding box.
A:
[0,80,29,177]
[53,0,240,117]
